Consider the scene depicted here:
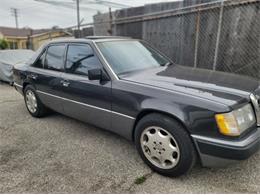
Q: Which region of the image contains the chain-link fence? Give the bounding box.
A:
[93,0,260,80]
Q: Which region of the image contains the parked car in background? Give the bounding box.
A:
[13,37,260,177]
[0,49,34,84]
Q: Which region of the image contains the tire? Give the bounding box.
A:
[135,113,196,177]
[24,85,48,117]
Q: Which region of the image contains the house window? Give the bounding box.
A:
[8,41,18,49]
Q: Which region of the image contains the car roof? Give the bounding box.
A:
[46,36,134,44]
[86,36,131,40]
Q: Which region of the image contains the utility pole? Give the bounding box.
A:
[108,7,113,35]
[10,8,19,28]
[75,0,81,38]
[76,0,80,31]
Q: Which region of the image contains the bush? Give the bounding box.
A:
[0,39,8,50]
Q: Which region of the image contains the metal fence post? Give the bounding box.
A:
[194,8,201,68]
[213,0,225,71]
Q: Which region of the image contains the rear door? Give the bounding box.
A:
[60,43,112,129]
[33,44,66,113]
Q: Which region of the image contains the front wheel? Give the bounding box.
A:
[24,85,48,117]
[135,113,197,177]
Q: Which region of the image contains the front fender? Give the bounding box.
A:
[136,98,218,138]
[139,98,189,128]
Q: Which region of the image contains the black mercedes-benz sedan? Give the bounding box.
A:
[13,36,260,177]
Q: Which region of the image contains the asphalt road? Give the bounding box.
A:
[0,82,260,193]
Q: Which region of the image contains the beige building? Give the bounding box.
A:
[0,27,72,50]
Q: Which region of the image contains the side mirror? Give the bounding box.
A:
[88,69,101,80]
[88,68,110,81]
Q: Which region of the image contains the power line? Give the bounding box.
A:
[35,0,107,12]
[10,8,19,28]
[30,0,131,30]
[35,0,84,31]
[19,4,49,10]
[80,0,131,8]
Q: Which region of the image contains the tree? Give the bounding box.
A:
[52,25,59,30]
[0,39,8,50]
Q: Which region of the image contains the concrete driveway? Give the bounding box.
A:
[0,83,260,193]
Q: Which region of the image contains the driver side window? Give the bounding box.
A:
[32,49,46,68]
[65,44,102,76]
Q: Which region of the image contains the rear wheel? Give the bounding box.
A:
[135,113,196,177]
[24,85,48,117]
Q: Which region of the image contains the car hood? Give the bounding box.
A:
[120,65,260,107]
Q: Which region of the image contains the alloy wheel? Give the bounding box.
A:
[140,126,180,169]
[25,90,37,113]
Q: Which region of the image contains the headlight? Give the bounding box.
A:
[215,104,256,136]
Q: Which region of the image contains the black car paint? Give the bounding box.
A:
[13,38,260,166]
[117,65,260,139]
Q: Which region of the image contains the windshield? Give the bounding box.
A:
[97,40,170,75]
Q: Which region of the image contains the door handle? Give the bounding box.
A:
[61,80,70,87]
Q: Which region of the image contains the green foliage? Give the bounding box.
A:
[0,39,8,50]
[134,176,146,185]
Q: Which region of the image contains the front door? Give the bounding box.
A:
[60,43,112,130]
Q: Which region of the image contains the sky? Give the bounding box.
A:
[0,0,179,29]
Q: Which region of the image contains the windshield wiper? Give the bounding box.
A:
[160,62,173,66]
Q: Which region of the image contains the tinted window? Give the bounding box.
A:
[65,44,101,76]
[32,50,46,68]
[45,45,66,71]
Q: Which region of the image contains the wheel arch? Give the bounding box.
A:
[22,82,30,93]
[132,108,190,142]
[22,80,36,94]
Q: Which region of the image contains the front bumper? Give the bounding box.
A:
[192,128,260,167]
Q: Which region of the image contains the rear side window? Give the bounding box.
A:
[45,44,66,71]
[65,44,102,76]
[32,50,46,68]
